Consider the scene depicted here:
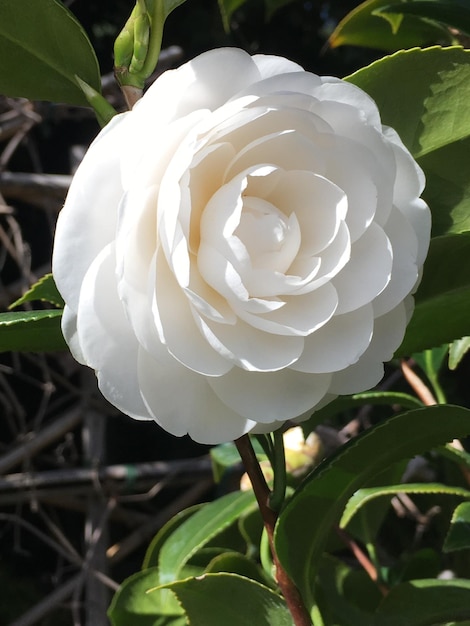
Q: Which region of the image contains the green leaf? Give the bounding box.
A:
[398,233,470,355]
[449,337,470,370]
[419,137,470,236]
[373,578,470,625]
[443,502,470,552]
[107,568,186,626]
[0,309,66,353]
[328,0,453,51]
[143,505,203,570]
[274,405,470,609]
[164,573,293,626]
[0,0,101,106]
[382,0,470,36]
[158,491,255,585]
[347,47,470,163]
[341,483,470,528]
[9,274,64,310]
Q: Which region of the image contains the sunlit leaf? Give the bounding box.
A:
[158,491,255,584]
[449,337,470,370]
[443,502,470,552]
[9,274,64,309]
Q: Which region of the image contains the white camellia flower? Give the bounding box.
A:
[53,48,430,444]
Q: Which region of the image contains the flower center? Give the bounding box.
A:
[235,196,300,273]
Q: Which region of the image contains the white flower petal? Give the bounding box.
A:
[194,315,304,372]
[61,306,84,365]
[292,305,374,373]
[138,349,255,443]
[329,357,384,395]
[209,367,332,422]
[265,171,348,255]
[333,223,392,314]
[52,113,130,311]
[153,248,233,376]
[236,283,338,336]
[252,54,304,79]
[76,244,151,420]
[372,207,419,316]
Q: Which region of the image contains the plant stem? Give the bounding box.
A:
[235,435,313,626]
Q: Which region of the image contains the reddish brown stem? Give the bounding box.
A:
[401,359,436,406]
[235,435,313,626]
[335,526,388,596]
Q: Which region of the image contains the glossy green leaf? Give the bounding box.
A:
[164,573,293,626]
[443,502,470,552]
[275,405,470,609]
[0,309,66,353]
[373,578,470,625]
[347,47,470,164]
[341,483,470,528]
[0,0,101,105]
[107,567,186,625]
[419,137,470,237]
[158,490,255,584]
[398,233,470,355]
[382,0,470,36]
[328,0,452,51]
[449,337,470,370]
[9,274,64,310]
[143,505,202,569]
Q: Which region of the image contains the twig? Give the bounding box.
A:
[401,360,436,406]
[0,456,213,492]
[0,407,83,474]
[107,477,213,563]
[335,526,388,596]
